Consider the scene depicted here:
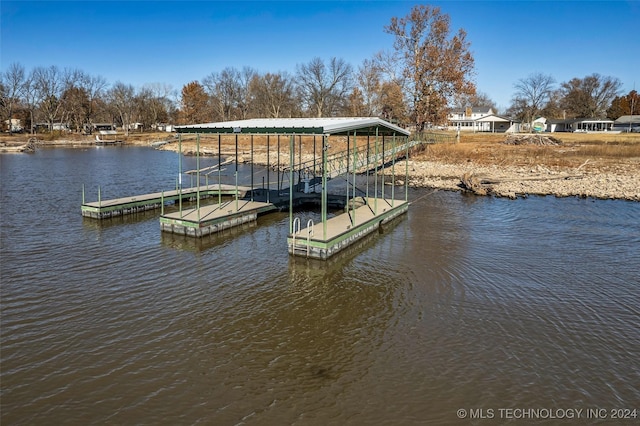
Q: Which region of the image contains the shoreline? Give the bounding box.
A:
[3,134,638,202]
[401,159,640,202]
[156,143,640,202]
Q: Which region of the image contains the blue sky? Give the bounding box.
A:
[2,0,638,111]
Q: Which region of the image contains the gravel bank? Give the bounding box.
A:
[401,160,640,202]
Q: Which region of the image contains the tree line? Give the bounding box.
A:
[508,72,638,126]
[1,5,636,136]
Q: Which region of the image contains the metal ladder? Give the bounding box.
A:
[291,217,315,257]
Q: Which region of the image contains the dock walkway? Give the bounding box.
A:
[81,184,249,219]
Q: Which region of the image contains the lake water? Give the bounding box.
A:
[1,146,639,425]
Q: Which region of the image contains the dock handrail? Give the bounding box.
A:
[306,219,314,258]
[292,217,301,248]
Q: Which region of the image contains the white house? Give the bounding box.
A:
[447,107,520,132]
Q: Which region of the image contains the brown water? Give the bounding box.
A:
[1,147,639,425]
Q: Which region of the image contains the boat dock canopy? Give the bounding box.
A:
[175,117,410,136]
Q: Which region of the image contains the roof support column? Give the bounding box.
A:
[374,128,378,215]
[405,134,409,202]
[235,133,239,212]
[381,135,385,202]
[218,134,222,205]
[197,134,200,220]
[266,135,270,203]
[346,133,350,217]
[289,134,294,234]
[352,130,357,225]
[178,133,182,218]
[322,134,328,240]
[250,135,254,201]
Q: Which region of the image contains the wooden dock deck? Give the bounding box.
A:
[288,197,408,259]
[81,184,250,219]
[160,199,277,237]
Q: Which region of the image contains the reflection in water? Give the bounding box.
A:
[1,148,639,425]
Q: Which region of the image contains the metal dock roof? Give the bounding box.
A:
[175,117,410,136]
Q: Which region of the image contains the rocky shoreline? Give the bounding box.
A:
[401,159,640,202]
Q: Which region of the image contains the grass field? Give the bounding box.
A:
[414,131,640,170]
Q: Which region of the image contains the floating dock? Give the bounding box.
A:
[160,199,277,237]
[81,184,249,219]
[288,197,408,259]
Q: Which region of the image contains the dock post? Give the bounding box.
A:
[250,134,254,201]
[391,134,396,207]
[98,185,101,208]
[382,135,385,202]
[322,134,328,240]
[405,134,409,201]
[235,133,239,212]
[346,133,350,217]
[289,134,294,233]
[197,134,201,220]
[82,184,85,204]
[197,134,200,211]
[374,128,378,215]
[366,135,370,200]
[179,133,182,218]
[266,135,270,203]
[161,191,164,215]
[277,135,281,192]
[352,130,357,225]
[218,134,222,205]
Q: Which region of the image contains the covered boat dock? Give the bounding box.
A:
[170,117,413,259]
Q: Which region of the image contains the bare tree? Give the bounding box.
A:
[453,90,497,112]
[136,83,173,128]
[203,67,242,121]
[82,74,108,129]
[295,57,353,117]
[107,82,136,135]
[511,72,556,127]
[372,50,405,88]
[354,59,384,117]
[559,74,622,118]
[0,62,26,133]
[61,84,90,132]
[32,65,66,131]
[237,66,257,120]
[249,71,296,118]
[385,5,476,130]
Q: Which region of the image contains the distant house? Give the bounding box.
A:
[153,123,176,132]
[446,107,520,132]
[546,118,614,133]
[613,115,640,132]
[32,122,70,132]
[3,118,24,133]
[447,106,494,130]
